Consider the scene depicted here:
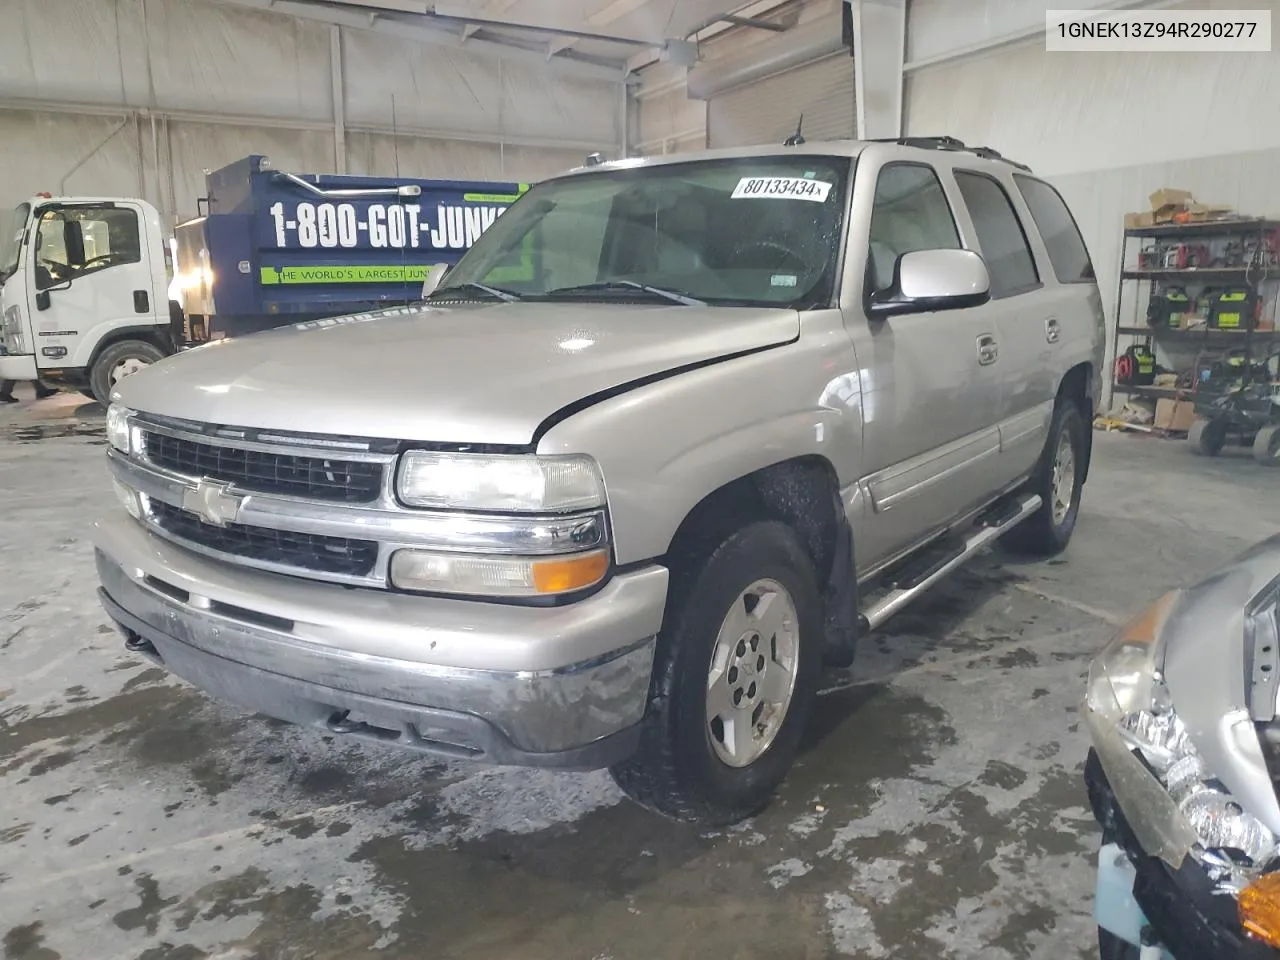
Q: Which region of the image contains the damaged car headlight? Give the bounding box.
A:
[1086,591,1280,880]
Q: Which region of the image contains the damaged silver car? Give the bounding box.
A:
[1086,533,1280,958]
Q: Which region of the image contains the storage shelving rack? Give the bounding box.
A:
[1110,217,1280,409]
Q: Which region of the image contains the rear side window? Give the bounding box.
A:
[1015,175,1095,283]
[867,163,960,292]
[954,171,1039,299]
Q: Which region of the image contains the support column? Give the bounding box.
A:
[849,0,905,140]
[330,25,347,173]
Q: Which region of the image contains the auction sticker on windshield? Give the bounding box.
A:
[732,177,833,202]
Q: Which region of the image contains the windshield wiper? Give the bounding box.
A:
[427,281,521,303]
[542,280,706,307]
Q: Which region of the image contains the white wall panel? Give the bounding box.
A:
[0,108,143,198]
[167,121,335,218]
[632,0,845,155]
[0,0,622,224]
[145,0,333,121]
[905,28,1280,176]
[906,0,1147,64]
[345,134,585,183]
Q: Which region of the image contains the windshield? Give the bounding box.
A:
[436,156,853,307]
[0,203,29,283]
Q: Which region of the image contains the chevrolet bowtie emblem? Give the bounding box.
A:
[182,479,243,527]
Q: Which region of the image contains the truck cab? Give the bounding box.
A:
[0,196,173,402]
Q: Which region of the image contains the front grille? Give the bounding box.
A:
[148,500,379,578]
[142,431,383,503]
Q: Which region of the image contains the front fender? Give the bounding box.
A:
[536,313,863,566]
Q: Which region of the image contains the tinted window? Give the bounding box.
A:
[1015,175,1094,283]
[867,164,960,292]
[954,171,1039,299]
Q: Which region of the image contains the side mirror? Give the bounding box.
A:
[35,290,51,311]
[868,249,991,319]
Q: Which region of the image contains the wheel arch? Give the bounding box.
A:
[84,325,172,377]
[1057,361,1095,483]
[662,455,858,665]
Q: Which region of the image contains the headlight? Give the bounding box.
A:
[396,451,605,512]
[105,404,135,454]
[1087,591,1280,879]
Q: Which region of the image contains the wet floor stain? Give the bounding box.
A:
[5,433,1275,959]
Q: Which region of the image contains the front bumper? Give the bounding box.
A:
[94,512,668,769]
[0,353,36,380]
[1086,749,1280,959]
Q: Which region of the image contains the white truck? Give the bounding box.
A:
[0,196,177,403]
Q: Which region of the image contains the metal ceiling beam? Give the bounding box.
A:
[545,0,652,61]
[430,2,651,46]
[210,0,628,79]
[720,13,786,30]
[461,0,519,41]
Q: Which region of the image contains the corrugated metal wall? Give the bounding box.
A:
[904,0,1280,399]
[0,0,621,227]
[707,53,854,148]
[633,0,848,155]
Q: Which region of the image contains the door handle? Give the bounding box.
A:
[976,334,999,366]
[1045,317,1061,344]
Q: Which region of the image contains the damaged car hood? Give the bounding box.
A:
[112,301,799,445]
[1160,533,1280,834]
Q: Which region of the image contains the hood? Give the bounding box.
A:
[114,302,799,445]
[1160,533,1280,834]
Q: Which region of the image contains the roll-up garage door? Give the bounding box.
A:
[707,53,855,149]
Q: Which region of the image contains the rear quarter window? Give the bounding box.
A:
[1014,175,1095,284]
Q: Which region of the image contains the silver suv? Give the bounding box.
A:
[94,138,1105,825]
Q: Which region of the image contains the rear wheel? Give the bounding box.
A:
[1188,417,1227,457]
[1006,400,1086,556]
[89,340,165,406]
[1253,424,1280,466]
[610,520,823,826]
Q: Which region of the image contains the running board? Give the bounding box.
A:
[859,493,1042,632]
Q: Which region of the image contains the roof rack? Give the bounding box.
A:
[867,136,1033,173]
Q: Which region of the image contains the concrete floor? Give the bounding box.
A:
[1,428,1277,960]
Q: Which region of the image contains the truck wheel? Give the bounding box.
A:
[1006,400,1086,557]
[1253,425,1280,466]
[610,521,823,826]
[1188,418,1226,457]
[90,340,164,405]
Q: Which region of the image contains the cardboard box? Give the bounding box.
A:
[1154,399,1197,432]
[1149,188,1194,211]
[1124,211,1156,229]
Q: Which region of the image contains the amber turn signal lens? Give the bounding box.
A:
[532,551,610,594]
[1240,872,1280,946]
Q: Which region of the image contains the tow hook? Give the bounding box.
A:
[326,711,366,735]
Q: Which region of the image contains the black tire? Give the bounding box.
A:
[1188,417,1226,457]
[609,520,824,826]
[1005,400,1086,556]
[1253,424,1280,466]
[1098,927,1140,960]
[89,339,165,406]
[79,388,97,400]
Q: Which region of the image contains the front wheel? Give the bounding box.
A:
[1006,401,1086,556]
[89,339,165,406]
[1253,424,1280,466]
[610,521,823,826]
[1188,417,1227,457]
